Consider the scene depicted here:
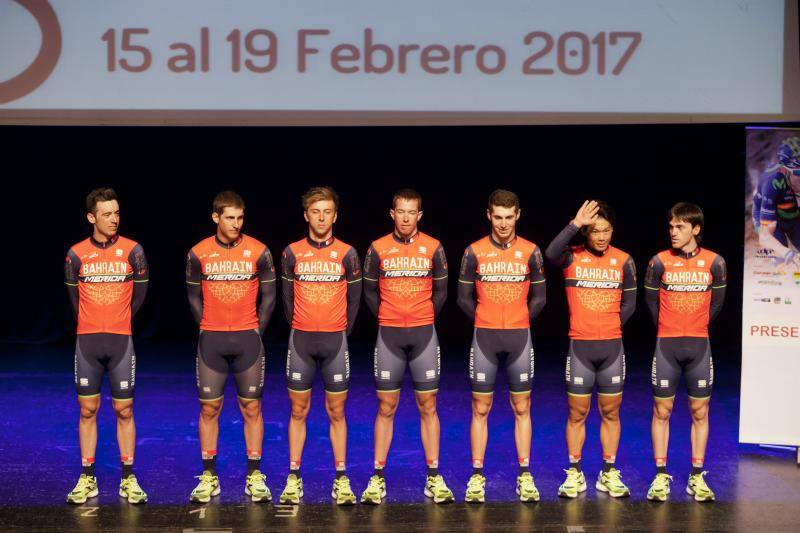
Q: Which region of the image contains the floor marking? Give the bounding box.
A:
[188,507,206,519]
[274,504,299,517]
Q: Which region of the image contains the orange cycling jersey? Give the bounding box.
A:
[363,231,447,327]
[545,223,637,339]
[65,235,149,335]
[186,234,276,332]
[564,245,636,340]
[282,237,362,332]
[458,235,546,330]
[644,247,727,338]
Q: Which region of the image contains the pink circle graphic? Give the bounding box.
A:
[0,0,62,105]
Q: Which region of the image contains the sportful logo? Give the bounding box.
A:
[0,1,62,105]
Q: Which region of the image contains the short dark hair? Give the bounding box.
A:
[488,189,519,211]
[392,188,422,210]
[213,190,245,215]
[669,202,704,241]
[595,201,616,226]
[302,186,339,211]
[86,187,118,214]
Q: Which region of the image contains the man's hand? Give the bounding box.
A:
[571,200,600,229]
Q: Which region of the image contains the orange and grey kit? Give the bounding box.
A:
[363,231,447,392]
[644,247,727,399]
[458,235,546,394]
[65,235,148,400]
[545,222,637,396]
[186,234,276,401]
[281,236,361,393]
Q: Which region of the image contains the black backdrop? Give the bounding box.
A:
[4,123,796,351]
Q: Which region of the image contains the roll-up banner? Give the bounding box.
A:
[741,127,800,447]
[0,0,799,124]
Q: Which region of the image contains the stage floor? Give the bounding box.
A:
[0,341,798,532]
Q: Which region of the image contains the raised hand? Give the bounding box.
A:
[571,200,600,229]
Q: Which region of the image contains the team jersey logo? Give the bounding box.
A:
[572,266,622,289]
[80,261,132,284]
[477,261,528,283]
[202,260,256,282]
[661,270,711,292]
[380,256,432,278]
[296,260,345,282]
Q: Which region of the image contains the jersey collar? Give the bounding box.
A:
[307,236,335,249]
[585,245,608,258]
[392,230,419,244]
[89,233,119,249]
[671,246,701,260]
[214,235,243,249]
[489,234,516,250]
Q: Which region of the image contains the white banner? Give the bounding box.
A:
[741,127,800,446]
[0,0,795,119]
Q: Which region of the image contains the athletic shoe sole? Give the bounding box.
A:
[245,486,272,503]
[595,481,630,498]
[686,486,714,502]
[280,489,303,505]
[118,489,148,504]
[331,491,356,505]
[190,486,220,503]
[361,487,386,505]
[424,488,454,503]
[67,488,99,504]
[516,487,540,502]
[558,482,587,498]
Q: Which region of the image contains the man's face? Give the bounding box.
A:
[213,206,244,241]
[304,199,337,237]
[668,217,700,250]
[87,200,120,238]
[390,198,422,237]
[781,165,800,195]
[585,217,613,252]
[487,205,520,240]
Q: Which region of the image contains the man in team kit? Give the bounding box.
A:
[752,136,800,266]
[65,188,150,504]
[545,201,637,498]
[359,189,454,505]
[279,186,362,505]
[458,189,546,503]
[186,191,277,503]
[644,202,727,502]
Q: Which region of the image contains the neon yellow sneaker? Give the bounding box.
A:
[646,473,672,501]
[332,475,357,505]
[119,475,148,504]
[279,473,303,504]
[465,473,486,503]
[558,468,587,498]
[189,471,220,503]
[516,472,540,502]
[424,474,454,504]
[686,472,715,502]
[67,474,98,504]
[244,470,272,502]
[596,468,630,498]
[360,475,386,505]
